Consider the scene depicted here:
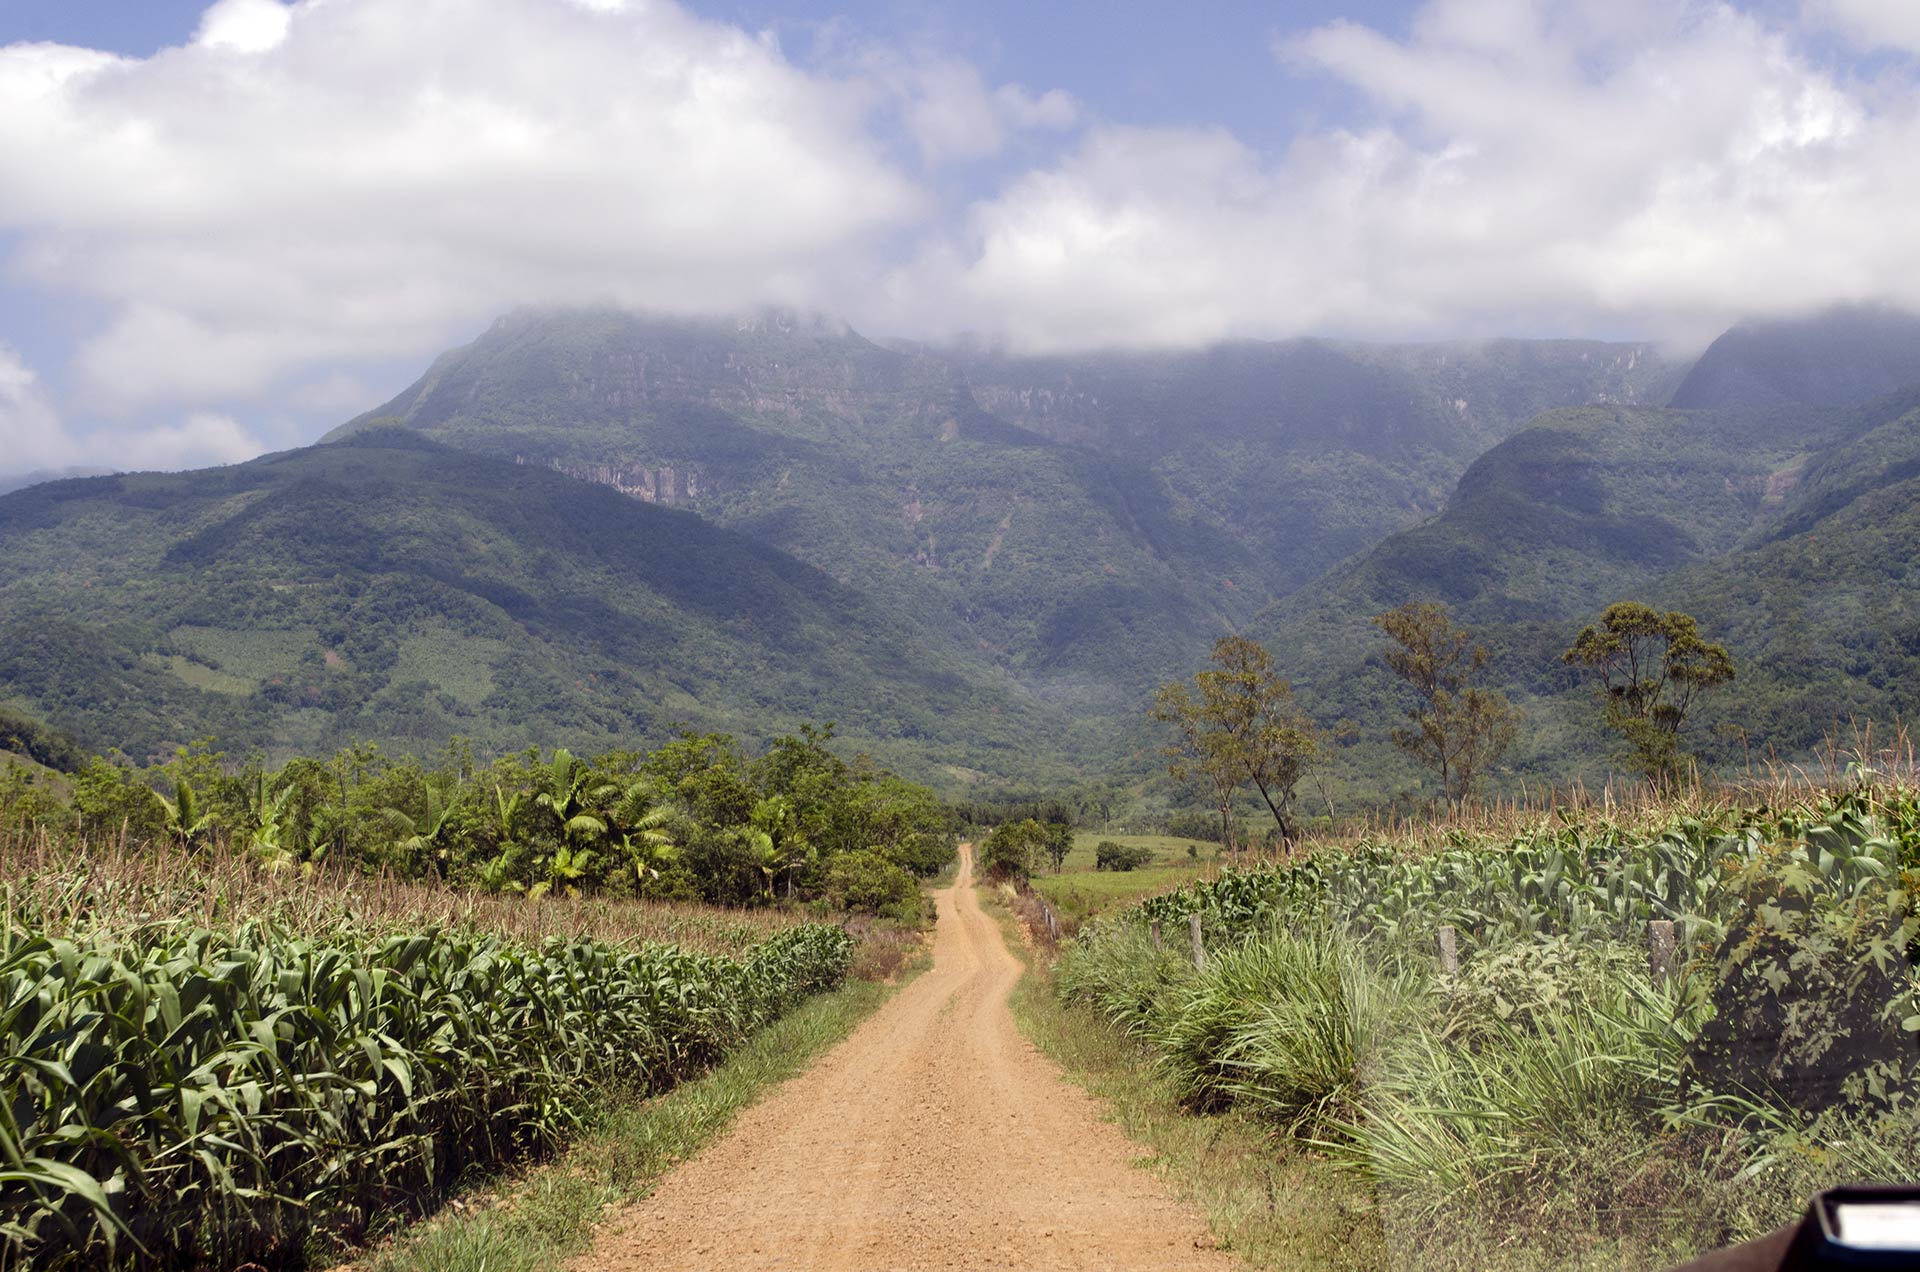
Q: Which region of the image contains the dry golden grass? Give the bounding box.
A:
[1278,723,1920,865]
[0,828,802,956]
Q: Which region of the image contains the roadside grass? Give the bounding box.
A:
[353,963,916,1272]
[984,886,1388,1272]
[1029,832,1216,923]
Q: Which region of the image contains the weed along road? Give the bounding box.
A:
[577,844,1236,1272]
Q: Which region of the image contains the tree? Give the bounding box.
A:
[1041,821,1073,873]
[825,850,919,914]
[376,775,464,877]
[743,795,810,901]
[152,779,217,851]
[611,778,680,887]
[981,818,1050,880]
[533,748,616,845]
[1562,602,1736,784]
[1372,601,1522,804]
[1153,636,1319,846]
[1150,681,1246,853]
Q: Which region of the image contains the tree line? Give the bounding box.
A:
[1,723,951,917]
[1154,599,1736,846]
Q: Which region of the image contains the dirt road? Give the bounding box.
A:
[576,844,1238,1271]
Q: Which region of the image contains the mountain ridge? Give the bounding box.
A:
[11,304,1920,800]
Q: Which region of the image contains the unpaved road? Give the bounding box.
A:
[577,844,1237,1271]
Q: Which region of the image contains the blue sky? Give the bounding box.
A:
[1,0,1917,477]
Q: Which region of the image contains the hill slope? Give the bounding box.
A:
[1260,360,1920,794]
[330,309,1674,712]
[0,431,1062,779]
[1668,306,1920,413]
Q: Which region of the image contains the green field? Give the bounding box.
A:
[1028,831,1216,923]
[1057,781,1920,1269]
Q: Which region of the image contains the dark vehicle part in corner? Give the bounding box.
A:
[1677,1187,1920,1270]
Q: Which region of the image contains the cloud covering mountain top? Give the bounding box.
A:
[2,0,1919,472]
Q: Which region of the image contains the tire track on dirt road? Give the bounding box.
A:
[575,843,1237,1271]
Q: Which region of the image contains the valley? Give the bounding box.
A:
[7,305,1919,805]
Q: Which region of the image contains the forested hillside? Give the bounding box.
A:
[0,430,1062,778]
[1261,310,1920,800]
[328,310,1672,713]
[7,305,1920,802]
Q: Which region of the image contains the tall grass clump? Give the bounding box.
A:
[1205,930,1418,1131]
[1342,947,1695,1213]
[1055,921,1193,1041]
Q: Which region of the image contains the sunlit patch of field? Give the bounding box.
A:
[1030,831,1217,922]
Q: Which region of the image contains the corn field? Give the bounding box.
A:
[1137,782,1920,956]
[1066,778,1920,1264]
[0,890,852,1268]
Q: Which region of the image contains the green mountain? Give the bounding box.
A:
[1258,308,1920,795]
[1668,305,1920,413]
[329,310,1673,716]
[1664,386,1920,747]
[13,303,1915,801]
[0,430,1060,781]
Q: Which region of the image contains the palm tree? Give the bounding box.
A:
[741,824,783,902]
[530,841,599,900]
[479,784,531,893]
[377,776,463,877]
[744,796,811,901]
[533,748,616,845]
[247,781,296,868]
[152,780,217,851]
[612,778,680,886]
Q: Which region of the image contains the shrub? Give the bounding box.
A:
[1094,840,1154,871]
[1686,814,1919,1112]
[825,849,919,914]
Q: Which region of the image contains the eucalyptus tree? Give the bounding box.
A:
[1153,636,1318,848]
[1563,602,1736,785]
[1373,601,1522,805]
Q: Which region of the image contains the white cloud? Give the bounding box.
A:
[0,0,925,412]
[1807,0,1920,53]
[114,412,265,470]
[2,0,1920,431]
[0,345,71,471]
[889,0,1920,351]
[194,0,293,54]
[0,345,268,477]
[850,53,1078,164]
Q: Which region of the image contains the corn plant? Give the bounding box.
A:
[0,909,851,1269]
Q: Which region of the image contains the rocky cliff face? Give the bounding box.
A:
[522,456,708,505]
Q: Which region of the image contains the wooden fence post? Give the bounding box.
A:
[1437,925,1459,976]
[1648,919,1678,984]
[1044,902,1059,942]
[1149,919,1163,952]
[1189,912,1206,969]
